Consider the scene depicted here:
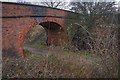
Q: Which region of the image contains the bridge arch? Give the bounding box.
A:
[19,21,68,57]
[2,2,77,58]
[39,21,65,46]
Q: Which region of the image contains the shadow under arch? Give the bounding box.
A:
[39,21,65,46]
[23,21,68,57]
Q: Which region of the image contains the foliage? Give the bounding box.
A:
[3,1,118,78]
[24,25,47,49]
[69,1,118,50]
[70,1,117,28]
[2,48,118,78]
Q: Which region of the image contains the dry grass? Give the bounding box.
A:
[2,47,118,78]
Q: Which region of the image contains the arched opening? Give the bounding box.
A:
[23,25,47,51]
[39,22,65,46]
[23,22,66,56]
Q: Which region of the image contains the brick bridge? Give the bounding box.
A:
[1,2,78,57]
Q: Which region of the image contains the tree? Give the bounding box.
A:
[17,0,31,4]
[40,0,69,9]
[17,0,69,9]
[70,1,117,27]
[69,1,117,50]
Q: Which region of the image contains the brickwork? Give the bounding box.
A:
[2,2,75,57]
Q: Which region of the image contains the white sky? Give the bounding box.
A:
[0,0,119,9]
[0,0,120,2]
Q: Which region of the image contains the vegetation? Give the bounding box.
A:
[3,48,118,78]
[3,1,118,79]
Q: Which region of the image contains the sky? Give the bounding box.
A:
[0,0,119,9]
[0,0,119,2]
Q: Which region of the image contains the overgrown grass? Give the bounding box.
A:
[2,48,118,78]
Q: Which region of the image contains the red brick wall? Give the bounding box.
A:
[2,3,69,57]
